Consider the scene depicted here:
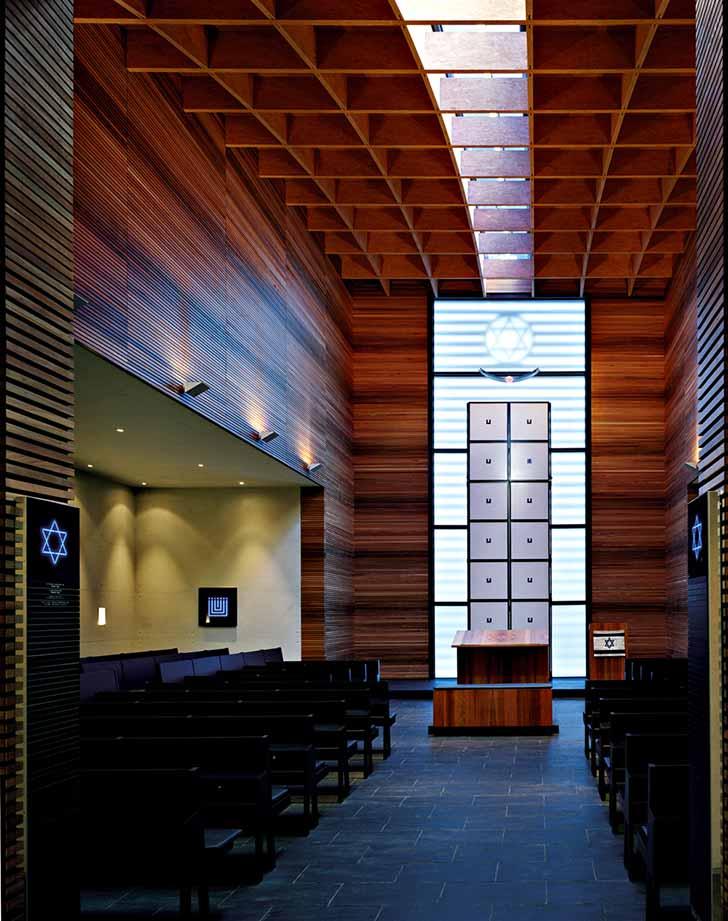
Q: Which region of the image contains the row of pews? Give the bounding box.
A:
[583,657,689,920]
[79,651,395,916]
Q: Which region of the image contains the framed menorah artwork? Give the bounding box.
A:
[198,587,238,628]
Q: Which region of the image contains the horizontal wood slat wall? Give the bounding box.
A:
[352,294,430,678]
[664,236,697,657]
[73,24,353,661]
[590,298,668,657]
[695,0,727,905]
[3,1,76,918]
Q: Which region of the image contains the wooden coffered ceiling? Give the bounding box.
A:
[74,0,696,299]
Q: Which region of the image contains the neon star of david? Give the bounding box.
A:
[41,520,68,566]
[691,515,703,561]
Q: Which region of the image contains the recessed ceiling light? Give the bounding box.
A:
[115,427,125,433]
[197,463,205,468]
[87,464,94,468]
[141,482,147,486]
[254,429,278,443]
[238,481,245,486]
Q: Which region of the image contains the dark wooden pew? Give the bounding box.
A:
[633,763,690,920]
[81,766,234,916]
[591,697,687,785]
[621,733,689,879]
[583,682,686,763]
[601,713,688,830]
[82,736,288,868]
[176,672,396,760]
[81,709,351,803]
[111,682,386,771]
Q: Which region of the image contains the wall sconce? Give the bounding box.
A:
[479,368,540,384]
[306,461,322,474]
[176,380,210,397]
[254,430,278,443]
[97,607,107,626]
[684,462,699,480]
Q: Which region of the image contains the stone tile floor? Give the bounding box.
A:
[82,698,650,920]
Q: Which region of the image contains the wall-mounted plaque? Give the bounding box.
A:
[198,587,237,627]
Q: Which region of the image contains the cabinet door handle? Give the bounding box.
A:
[527,418,533,425]
[486,537,492,544]
[486,418,491,424]
[486,498,492,505]
[527,616,533,623]
[486,617,493,623]
[486,577,492,583]
[527,537,533,544]
[486,458,492,464]
[527,577,533,583]
[527,497,533,504]
[527,457,533,465]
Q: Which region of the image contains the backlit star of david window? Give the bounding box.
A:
[691,514,703,561]
[484,315,533,364]
[41,520,68,566]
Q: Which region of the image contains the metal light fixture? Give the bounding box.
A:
[479,368,540,384]
[306,461,322,474]
[177,380,210,397]
[254,430,278,443]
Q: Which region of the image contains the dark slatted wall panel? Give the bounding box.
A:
[352,294,430,678]
[695,0,727,905]
[73,25,353,660]
[590,298,668,656]
[2,1,76,918]
[664,237,697,657]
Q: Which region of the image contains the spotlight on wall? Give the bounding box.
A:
[306,461,322,474]
[479,368,540,384]
[97,607,107,626]
[254,430,279,443]
[177,380,210,398]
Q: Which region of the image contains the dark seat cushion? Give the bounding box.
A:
[82,659,123,685]
[242,650,266,667]
[159,659,194,684]
[261,647,284,663]
[81,669,118,701]
[220,653,244,672]
[121,656,156,688]
[193,656,221,677]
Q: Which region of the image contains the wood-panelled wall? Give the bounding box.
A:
[664,237,698,657]
[3,1,76,918]
[352,294,430,678]
[73,25,354,660]
[590,298,668,657]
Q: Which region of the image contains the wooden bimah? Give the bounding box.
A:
[430,630,557,735]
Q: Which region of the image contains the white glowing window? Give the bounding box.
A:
[432,299,587,678]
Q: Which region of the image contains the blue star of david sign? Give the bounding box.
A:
[41,520,68,566]
[691,514,703,562]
